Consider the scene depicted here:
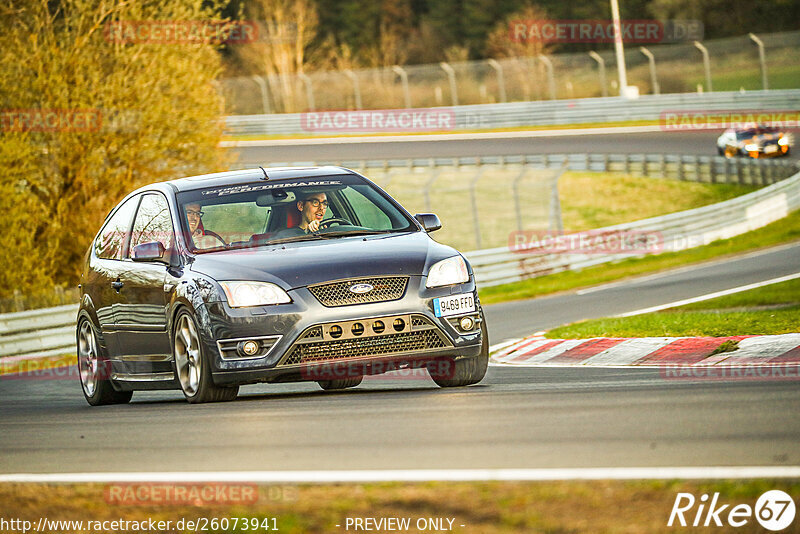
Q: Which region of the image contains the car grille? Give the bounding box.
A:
[279,314,450,366]
[307,276,408,307]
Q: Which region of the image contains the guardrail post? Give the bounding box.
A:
[710,157,717,183]
[512,166,528,232]
[588,51,608,98]
[487,59,507,103]
[423,167,441,213]
[639,47,660,95]
[13,290,24,312]
[693,41,713,93]
[748,33,769,90]
[439,62,459,106]
[297,73,315,111]
[469,167,486,249]
[391,65,412,109]
[549,163,566,232]
[538,55,556,100]
[251,75,272,114]
[344,69,362,110]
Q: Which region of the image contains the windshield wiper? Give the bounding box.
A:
[313,229,401,239]
[260,234,329,245]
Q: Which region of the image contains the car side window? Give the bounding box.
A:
[95,196,139,260]
[129,193,174,257]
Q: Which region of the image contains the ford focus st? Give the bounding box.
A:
[77,167,488,404]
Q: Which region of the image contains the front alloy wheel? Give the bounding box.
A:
[77,319,132,406]
[173,310,238,403]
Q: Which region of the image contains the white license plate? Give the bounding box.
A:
[765,145,778,153]
[433,293,475,317]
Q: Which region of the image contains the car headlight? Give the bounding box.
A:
[778,137,789,146]
[745,143,760,152]
[219,281,291,307]
[426,256,469,288]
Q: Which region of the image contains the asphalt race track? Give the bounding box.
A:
[0,130,798,476]
[231,129,800,165]
[1,242,798,474]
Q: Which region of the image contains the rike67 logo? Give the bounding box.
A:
[668,490,796,531]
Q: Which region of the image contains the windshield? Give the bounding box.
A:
[176,174,417,253]
[736,126,778,140]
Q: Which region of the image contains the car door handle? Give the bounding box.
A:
[111,280,124,291]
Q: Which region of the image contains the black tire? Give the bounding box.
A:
[429,317,489,388]
[77,318,133,406]
[318,376,363,390]
[717,146,724,156]
[173,310,239,404]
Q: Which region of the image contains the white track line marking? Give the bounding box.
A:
[3,467,800,483]
[221,125,664,148]
[615,272,800,317]
[576,241,800,296]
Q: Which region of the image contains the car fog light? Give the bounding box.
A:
[459,316,475,331]
[372,320,385,334]
[351,322,365,336]
[329,325,343,339]
[238,340,260,356]
[393,318,406,332]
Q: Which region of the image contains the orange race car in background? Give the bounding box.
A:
[716,125,792,158]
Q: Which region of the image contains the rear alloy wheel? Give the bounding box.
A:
[173,310,239,403]
[77,319,132,406]
[429,317,489,388]
[318,376,363,390]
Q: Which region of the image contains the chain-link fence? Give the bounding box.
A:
[219,30,800,115]
[347,162,565,252]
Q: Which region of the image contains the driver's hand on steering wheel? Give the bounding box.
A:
[307,218,322,233]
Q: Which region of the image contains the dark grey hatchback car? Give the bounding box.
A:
[77,167,488,404]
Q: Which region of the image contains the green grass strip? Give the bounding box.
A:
[545,275,800,339]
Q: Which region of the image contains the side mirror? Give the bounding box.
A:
[132,241,167,263]
[414,213,442,233]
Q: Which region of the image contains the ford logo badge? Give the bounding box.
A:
[349,283,374,294]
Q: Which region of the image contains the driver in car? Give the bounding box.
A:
[297,192,327,233]
[185,202,225,248]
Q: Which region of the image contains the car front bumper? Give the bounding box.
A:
[198,275,485,386]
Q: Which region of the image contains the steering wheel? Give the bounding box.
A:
[203,230,227,246]
[319,218,352,229]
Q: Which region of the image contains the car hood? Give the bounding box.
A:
[188,231,460,289]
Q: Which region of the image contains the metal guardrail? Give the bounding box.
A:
[466,169,800,287]
[0,304,77,360]
[257,153,799,187]
[2,158,798,360]
[224,89,800,135]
